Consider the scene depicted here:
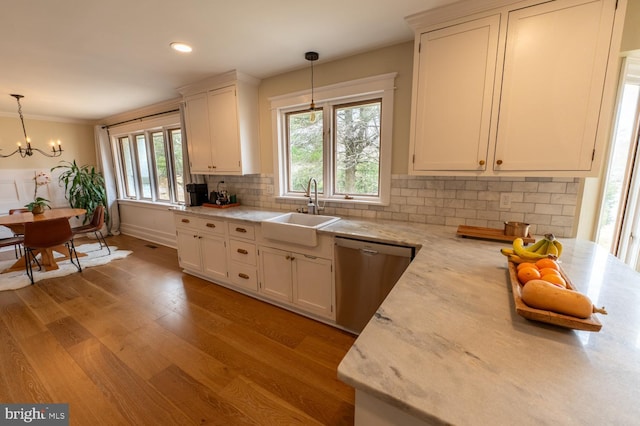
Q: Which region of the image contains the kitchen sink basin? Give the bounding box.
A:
[261,213,340,247]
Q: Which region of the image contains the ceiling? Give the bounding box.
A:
[0,0,458,122]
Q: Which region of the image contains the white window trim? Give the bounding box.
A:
[270,72,397,206]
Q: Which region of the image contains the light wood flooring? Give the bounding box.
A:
[0,234,356,425]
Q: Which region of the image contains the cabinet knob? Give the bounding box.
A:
[478,160,485,166]
[181,218,190,223]
[290,257,295,261]
[206,223,216,228]
[496,159,503,165]
[235,227,247,233]
[237,248,248,255]
[285,255,291,260]
[238,273,250,279]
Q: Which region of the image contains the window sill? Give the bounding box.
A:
[275,195,388,207]
[117,198,185,210]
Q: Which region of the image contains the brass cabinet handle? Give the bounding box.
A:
[285,255,291,260]
[290,257,295,261]
[237,248,248,254]
[478,160,485,166]
[235,227,247,233]
[181,218,190,223]
[496,159,503,165]
[206,223,216,228]
[238,273,250,279]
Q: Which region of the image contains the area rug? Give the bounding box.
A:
[0,243,132,291]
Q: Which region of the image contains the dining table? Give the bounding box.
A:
[0,207,87,273]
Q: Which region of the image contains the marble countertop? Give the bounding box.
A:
[173,206,640,424]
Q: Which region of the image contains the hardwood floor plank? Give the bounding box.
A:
[46,316,93,349]
[15,284,69,324]
[98,326,173,381]
[0,290,48,341]
[149,364,257,425]
[0,320,51,403]
[132,320,239,393]
[157,311,354,425]
[0,234,355,425]
[295,334,355,370]
[67,337,193,425]
[218,375,322,426]
[19,330,130,425]
[215,323,354,403]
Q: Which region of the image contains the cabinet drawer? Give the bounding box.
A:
[228,222,255,240]
[228,262,258,292]
[229,239,257,266]
[175,214,199,230]
[198,218,225,235]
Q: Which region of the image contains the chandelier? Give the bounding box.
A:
[0,94,63,158]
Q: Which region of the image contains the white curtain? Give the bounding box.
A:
[94,125,120,235]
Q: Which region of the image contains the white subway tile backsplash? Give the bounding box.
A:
[206,174,581,238]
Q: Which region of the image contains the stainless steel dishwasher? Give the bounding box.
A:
[335,237,414,334]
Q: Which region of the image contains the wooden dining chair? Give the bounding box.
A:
[24,217,82,285]
[0,235,24,259]
[71,205,110,254]
[8,208,29,258]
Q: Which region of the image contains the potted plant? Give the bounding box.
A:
[51,160,108,225]
[24,197,51,214]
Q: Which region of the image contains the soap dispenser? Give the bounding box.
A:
[307,197,316,215]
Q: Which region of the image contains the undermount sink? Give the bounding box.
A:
[261,212,340,247]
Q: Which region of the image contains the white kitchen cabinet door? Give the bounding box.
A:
[201,234,227,282]
[208,86,242,173]
[176,228,202,272]
[494,0,615,171]
[184,93,214,174]
[259,247,293,303]
[411,15,500,172]
[293,254,334,319]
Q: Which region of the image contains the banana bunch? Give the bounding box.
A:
[500,233,563,263]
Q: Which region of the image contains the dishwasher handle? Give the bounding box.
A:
[360,248,379,255]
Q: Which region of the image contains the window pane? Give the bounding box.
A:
[152,131,170,201]
[170,129,185,203]
[334,100,381,196]
[287,110,324,193]
[136,134,152,198]
[119,136,136,197]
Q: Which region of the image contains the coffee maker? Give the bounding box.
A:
[185,183,209,206]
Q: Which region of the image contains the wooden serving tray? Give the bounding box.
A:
[202,202,241,209]
[507,261,602,332]
[457,225,535,244]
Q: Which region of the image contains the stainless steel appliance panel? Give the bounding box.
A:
[335,237,413,334]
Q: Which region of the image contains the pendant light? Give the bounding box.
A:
[305,51,319,123]
[0,94,63,158]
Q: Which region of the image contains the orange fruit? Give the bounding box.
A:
[541,274,566,288]
[539,268,561,277]
[535,258,559,270]
[517,267,541,285]
[517,262,538,272]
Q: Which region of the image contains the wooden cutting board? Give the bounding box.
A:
[507,261,603,331]
[457,225,535,244]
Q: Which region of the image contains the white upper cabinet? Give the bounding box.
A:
[411,15,500,171]
[494,0,615,171]
[408,0,625,177]
[180,71,260,175]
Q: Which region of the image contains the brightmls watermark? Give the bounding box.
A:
[0,404,68,425]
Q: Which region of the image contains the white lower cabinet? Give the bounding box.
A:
[258,246,334,320]
[174,212,335,323]
[175,214,227,282]
[227,221,258,292]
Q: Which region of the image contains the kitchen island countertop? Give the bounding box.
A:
[174,206,640,424]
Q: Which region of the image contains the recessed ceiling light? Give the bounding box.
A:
[170,42,192,53]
